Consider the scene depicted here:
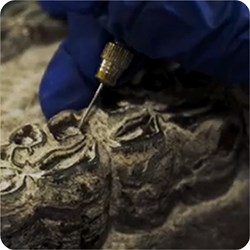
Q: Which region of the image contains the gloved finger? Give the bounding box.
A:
[39,0,98,17]
[40,1,145,85]
[39,42,95,119]
[39,13,110,119]
[64,12,143,85]
[96,1,249,85]
[63,12,111,83]
[39,0,67,17]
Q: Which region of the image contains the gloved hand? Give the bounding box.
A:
[39,1,249,119]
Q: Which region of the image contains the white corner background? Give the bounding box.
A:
[0,0,249,250]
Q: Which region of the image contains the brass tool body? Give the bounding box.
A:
[78,42,134,129]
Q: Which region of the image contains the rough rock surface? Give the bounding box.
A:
[1,1,66,63]
[1,67,249,249]
[0,42,60,143]
[1,2,249,250]
[1,1,65,143]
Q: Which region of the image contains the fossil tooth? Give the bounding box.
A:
[47,111,82,141]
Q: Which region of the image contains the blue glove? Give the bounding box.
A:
[39,1,249,119]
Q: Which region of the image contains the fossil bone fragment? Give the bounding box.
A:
[1,67,249,249]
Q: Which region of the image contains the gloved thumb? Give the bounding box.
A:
[39,13,110,119]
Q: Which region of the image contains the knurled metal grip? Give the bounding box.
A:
[95,42,134,86]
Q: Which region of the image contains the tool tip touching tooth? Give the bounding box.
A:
[78,83,104,129]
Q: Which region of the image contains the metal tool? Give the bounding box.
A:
[78,42,134,129]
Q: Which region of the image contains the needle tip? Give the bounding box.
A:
[78,83,104,130]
